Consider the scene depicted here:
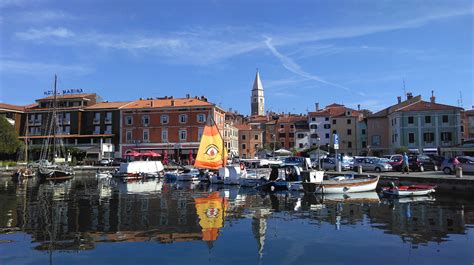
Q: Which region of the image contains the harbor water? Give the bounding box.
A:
[0,176,473,265]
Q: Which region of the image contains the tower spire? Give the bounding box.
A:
[251,69,265,116]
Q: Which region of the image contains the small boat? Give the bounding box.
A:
[302,173,379,194]
[256,165,304,192]
[96,169,113,179]
[114,160,164,180]
[239,170,265,187]
[13,167,36,179]
[176,168,200,181]
[381,182,436,197]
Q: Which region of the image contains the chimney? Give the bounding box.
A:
[357,104,360,111]
[186,94,190,99]
[171,100,175,106]
[397,96,402,103]
[406,92,413,100]
[430,90,436,103]
[150,100,154,107]
[315,103,320,111]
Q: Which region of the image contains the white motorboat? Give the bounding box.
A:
[220,166,242,185]
[114,161,164,180]
[381,184,436,197]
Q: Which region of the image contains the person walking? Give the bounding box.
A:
[402,152,410,174]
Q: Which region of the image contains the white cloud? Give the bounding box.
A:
[14,10,70,22]
[0,59,93,76]
[16,27,74,40]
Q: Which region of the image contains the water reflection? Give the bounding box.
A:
[0,177,473,256]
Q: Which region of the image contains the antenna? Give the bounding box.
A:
[459,91,463,108]
[403,79,407,98]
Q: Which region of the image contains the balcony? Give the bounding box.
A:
[93,118,100,125]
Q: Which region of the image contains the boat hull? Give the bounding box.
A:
[302,176,379,194]
[382,185,436,197]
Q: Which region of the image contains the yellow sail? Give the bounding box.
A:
[194,192,228,241]
[194,120,228,170]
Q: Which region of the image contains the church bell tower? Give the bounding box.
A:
[251,70,265,116]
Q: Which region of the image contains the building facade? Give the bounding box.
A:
[119,96,226,164]
[236,124,263,159]
[223,121,239,158]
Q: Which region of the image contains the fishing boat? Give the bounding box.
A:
[302,173,379,194]
[37,75,74,181]
[381,182,436,197]
[193,113,228,183]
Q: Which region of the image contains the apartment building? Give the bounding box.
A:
[120,96,226,163]
[236,124,263,159]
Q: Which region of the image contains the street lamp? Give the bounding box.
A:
[317,137,321,169]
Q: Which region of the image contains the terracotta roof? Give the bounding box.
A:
[123,98,213,109]
[235,124,252,130]
[37,93,96,101]
[0,103,26,112]
[368,95,423,118]
[326,103,344,108]
[278,115,307,123]
[86,101,132,110]
[248,115,270,123]
[308,110,330,117]
[465,109,474,115]
[395,101,462,112]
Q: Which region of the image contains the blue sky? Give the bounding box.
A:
[0,0,473,114]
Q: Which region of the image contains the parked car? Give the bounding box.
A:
[353,157,392,172]
[441,156,474,174]
[408,155,438,172]
[317,158,351,171]
[382,154,404,171]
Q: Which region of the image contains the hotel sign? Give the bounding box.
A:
[43,88,84,96]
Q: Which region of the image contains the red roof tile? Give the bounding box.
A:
[86,101,132,109]
[395,101,462,112]
[0,103,26,112]
[123,98,213,109]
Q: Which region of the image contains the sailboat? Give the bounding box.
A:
[194,192,228,242]
[37,75,74,181]
[13,119,36,179]
[193,113,230,184]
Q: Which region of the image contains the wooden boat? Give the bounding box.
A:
[381,183,436,197]
[302,174,379,194]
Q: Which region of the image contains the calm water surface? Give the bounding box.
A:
[0,176,473,265]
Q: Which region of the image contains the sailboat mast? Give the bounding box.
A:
[52,75,57,162]
[25,118,29,163]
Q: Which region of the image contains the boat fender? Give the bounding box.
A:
[240,163,245,171]
[270,185,275,192]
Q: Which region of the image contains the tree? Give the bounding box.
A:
[395,146,409,154]
[0,116,22,157]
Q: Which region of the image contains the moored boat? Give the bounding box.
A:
[176,168,200,181]
[381,183,436,197]
[302,174,379,194]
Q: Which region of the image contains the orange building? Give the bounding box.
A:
[236,124,263,159]
[120,96,226,163]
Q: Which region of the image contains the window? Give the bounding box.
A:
[254,134,258,140]
[325,117,329,121]
[142,115,150,126]
[198,127,203,140]
[348,141,352,148]
[323,124,331,129]
[408,133,415,144]
[242,135,246,140]
[161,115,169,124]
[179,114,188,123]
[442,115,448,123]
[290,125,294,128]
[362,141,367,148]
[106,112,112,120]
[242,144,246,150]
[179,130,187,141]
[63,126,70,134]
[347,119,351,124]
[197,114,205,123]
[332,130,337,134]
[162,129,168,142]
[289,133,294,138]
[347,129,352,135]
[325,133,330,139]
[105,125,112,134]
[279,133,286,138]
[94,112,100,120]
[298,133,305,139]
[425,116,431,124]
[310,134,319,139]
[310,124,317,129]
[371,135,381,146]
[126,130,132,141]
[94,125,100,134]
[280,124,284,128]
[362,129,366,135]
[125,116,133,125]
[423,132,434,143]
[143,129,149,142]
[408,116,414,124]
[332,119,336,125]
[254,144,258,149]
[441,132,452,142]
[299,143,303,148]
[311,117,316,122]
